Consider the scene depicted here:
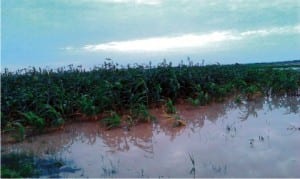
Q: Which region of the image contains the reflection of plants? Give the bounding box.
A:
[1,152,37,178]
[202,162,228,175]
[287,124,300,131]
[188,153,196,178]
[100,156,119,177]
[102,111,121,129]
[1,152,78,178]
[102,160,118,177]
[226,124,237,137]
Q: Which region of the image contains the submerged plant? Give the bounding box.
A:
[12,122,26,142]
[234,95,242,104]
[187,84,210,106]
[172,114,186,127]
[131,104,155,123]
[187,97,200,106]
[243,85,262,100]
[102,111,121,129]
[165,99,176,114]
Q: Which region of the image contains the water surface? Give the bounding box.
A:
[2,96,300,177]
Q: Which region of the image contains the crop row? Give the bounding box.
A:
[1,61,300,137]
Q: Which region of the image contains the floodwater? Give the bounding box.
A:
[2,96,300,177]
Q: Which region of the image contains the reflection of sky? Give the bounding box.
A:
[59,97,300,177]
[2,0,300,69]
[2,97,299,177]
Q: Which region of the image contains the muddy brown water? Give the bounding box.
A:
[2,96,300,177]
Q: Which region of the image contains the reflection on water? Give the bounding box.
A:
[2,96,300,177]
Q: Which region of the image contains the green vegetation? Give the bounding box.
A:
[102,111,121,129]
[131,104,155,123]
[165,99,176,114]
[1,60,300,138]
[187,84,209,106]
[234,95,242,104]
[1,152,37,178]
[12,122,26,142]
[22,111,46,131]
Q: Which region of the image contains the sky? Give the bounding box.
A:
[1,0,300,69]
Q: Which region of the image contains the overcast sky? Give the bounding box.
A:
[2,0,300,69]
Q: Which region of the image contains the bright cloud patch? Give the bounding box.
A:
[82,32,237,52]
[65,25,300,53]
[98,0,161,5]
[241,25,300,37]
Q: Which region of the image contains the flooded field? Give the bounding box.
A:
[2,96,300,177]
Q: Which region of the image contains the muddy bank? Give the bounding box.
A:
[2,96,300,177]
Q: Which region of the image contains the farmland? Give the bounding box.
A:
[2,60,300,139]
[1,60,300,177]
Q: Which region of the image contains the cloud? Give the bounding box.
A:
[95,0,162,5]
[60,46,74,51]
[241,25,300,37]
[64,25,300,53]
[82,32,237,52]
